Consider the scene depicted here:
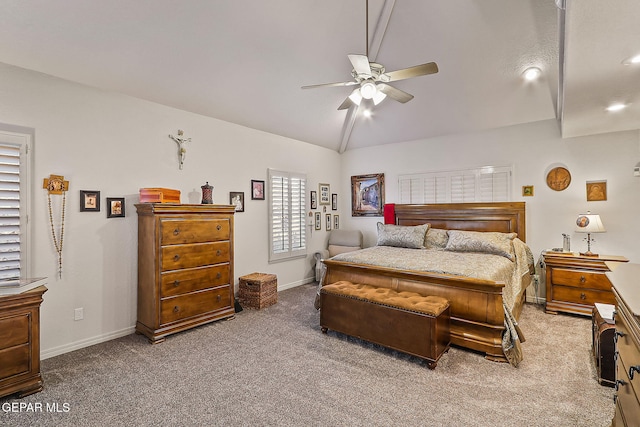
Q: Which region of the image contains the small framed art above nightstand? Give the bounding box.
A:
[543,251,628,316]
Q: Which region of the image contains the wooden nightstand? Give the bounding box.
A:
[543,251,628,316]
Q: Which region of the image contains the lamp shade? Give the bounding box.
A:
[575,212,606,233]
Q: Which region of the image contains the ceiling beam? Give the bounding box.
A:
[338,0,395,153]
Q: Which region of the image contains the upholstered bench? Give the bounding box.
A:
[320,281,450,369]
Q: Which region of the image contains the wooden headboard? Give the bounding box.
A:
[392,202,526,242]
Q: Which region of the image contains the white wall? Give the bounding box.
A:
[340,119,640,300]
[0,62,342,358]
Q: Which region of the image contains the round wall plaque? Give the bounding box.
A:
[546,167,571,191]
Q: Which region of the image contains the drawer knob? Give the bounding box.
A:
[580,275,586,283]
[173,254,180,262]
[173,280,180,287]
[216,272,222,279]
[580,292,586,300]
[216,294,221,302]
[217,225,222,231]
[630,365,640,380]
[615,379,627,392]
[615,331,626,343]
[173,306,180,313]
[216,250,221,256]
[173,228,180,236]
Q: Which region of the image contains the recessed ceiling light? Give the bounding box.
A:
[606,103,627,112]
[622,54,640,65]
[523,67,541,81]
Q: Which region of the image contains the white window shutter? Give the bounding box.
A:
[269,169,307,262]
[0,144,22,281]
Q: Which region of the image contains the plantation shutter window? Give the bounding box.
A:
[269,169,307,262]
[398,166,512,204]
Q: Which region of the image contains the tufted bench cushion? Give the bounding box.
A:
[320,281,450,369]
[321,281,449,317]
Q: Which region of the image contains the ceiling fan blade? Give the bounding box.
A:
[377,83,414,103]
[348,54,372,77]
[384,62,439,82]
[301,81,358,89]
[337,96,353,110]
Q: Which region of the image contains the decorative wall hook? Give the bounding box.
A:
[168,129,191,170]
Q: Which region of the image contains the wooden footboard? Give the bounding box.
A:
[324,259,520,362]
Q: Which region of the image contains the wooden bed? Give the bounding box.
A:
[322,202,530,363]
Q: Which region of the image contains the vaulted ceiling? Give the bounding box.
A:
[0,0,638,152]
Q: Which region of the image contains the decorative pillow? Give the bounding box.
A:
[445,230,516,261]
[424,228,449,249]
[376,222,429,249]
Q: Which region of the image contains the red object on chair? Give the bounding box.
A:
[383,203,395,224]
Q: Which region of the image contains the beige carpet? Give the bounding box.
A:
[0,283,614,426]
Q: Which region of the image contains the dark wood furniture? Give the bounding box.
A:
[544,252,628,316]
[320,281,450,369]
[323,202,529,363]
[135,204,235,344]
[606,263,640,427]
[592,304,615,387]
[0,286,47,398]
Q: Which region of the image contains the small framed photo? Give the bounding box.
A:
[522,185,534,197]
[314,211,321,230]
[230,192,245,212]
[251,180,265,200]
[325,213,332,231]
[334,215,339,229]
[310,191,317,209]
[586,180,607,201]
[319,183,330,205]
[106,197,125,218]
[331,193,338,210]
[80,190,100,212]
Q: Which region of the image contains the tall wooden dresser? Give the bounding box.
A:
[0,286,47,398]
[606,263,640,426]
[135,204,235,344]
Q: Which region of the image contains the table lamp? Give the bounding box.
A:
[575,211,605,257]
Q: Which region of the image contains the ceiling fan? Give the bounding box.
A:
[301,1,438,110]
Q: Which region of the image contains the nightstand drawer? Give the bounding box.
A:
[550,267,611,291]
[551,285,615,306]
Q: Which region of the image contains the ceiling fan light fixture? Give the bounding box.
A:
[360,81,377,99]
[523,67,541,81]
[349,90,363,106]
[622,54,640,65]
[606,103,627,112]
[372,90,387,105]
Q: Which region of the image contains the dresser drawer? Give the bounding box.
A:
[160,286,231,323]
[0,314,29,350]
[160,219,230,245]
[0,344,30,378]
[551,285,615,306]
[161,241,230,271]
[616,315,640,401]
[615,353,640,425]
[160,264,230,298]
[550,267,611,291]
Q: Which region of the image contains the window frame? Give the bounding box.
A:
[0,126,33,282]
[268,168,307,263]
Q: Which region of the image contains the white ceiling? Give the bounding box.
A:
[0,0,638,152]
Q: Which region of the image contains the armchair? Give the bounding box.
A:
[314,229,363,281]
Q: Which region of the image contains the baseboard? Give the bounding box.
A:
[526,294,546,305]
[41,326,136,360]
[277,276,315,292]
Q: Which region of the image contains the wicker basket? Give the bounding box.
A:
[238,273,277,309]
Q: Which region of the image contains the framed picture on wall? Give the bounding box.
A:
[80,190,100,212]
[314,211,321,230]
[230,192,244,212]
[586,181,607,201]
[351,173,384,217]
[334,215,339,229]
[319,184,330,205]
[310,191,317,209]
[251,180,265,200]
[325,213,332,231]
[106,197,125,218]
[331,193,337,210]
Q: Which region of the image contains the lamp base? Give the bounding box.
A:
[580,251,599,257]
